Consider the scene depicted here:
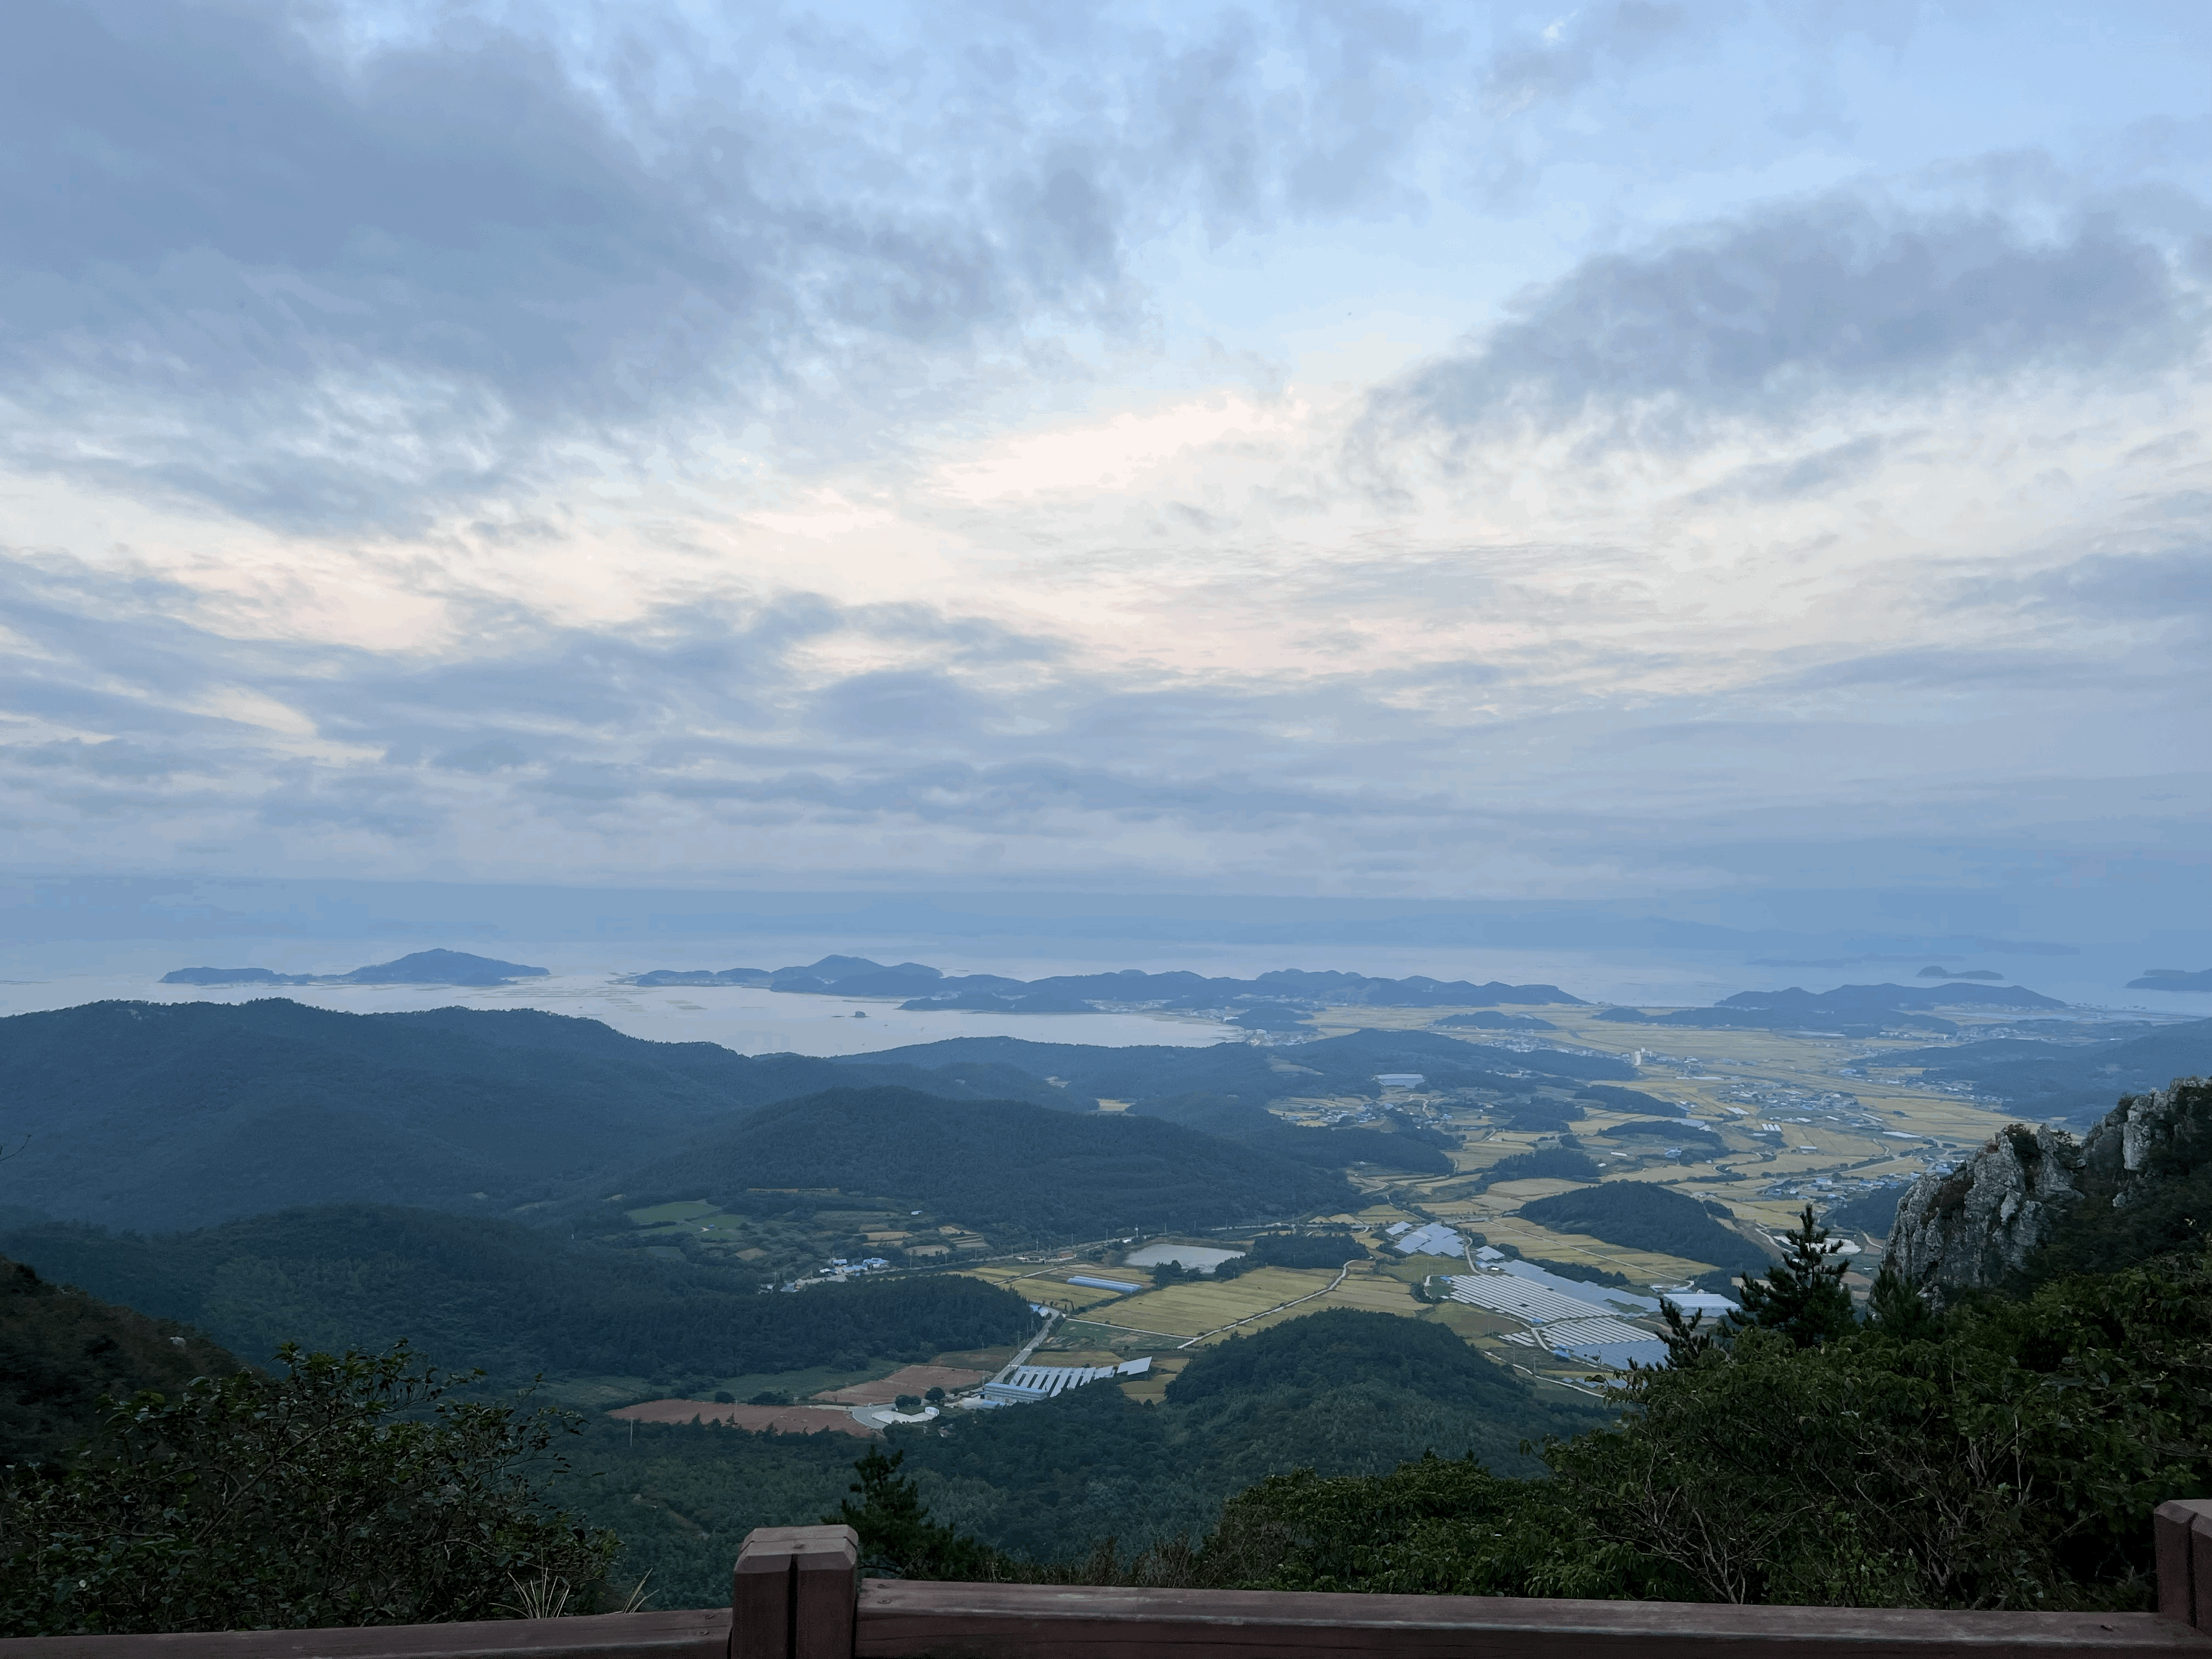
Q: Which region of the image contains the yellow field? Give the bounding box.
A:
[1095,1266,1341,1338]
[955,1263,1138,1313]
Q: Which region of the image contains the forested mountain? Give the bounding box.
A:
[831,1027,1632,1106]
[1601,981,2067,1036]
[601,1087,1356,1243]
[1,1256,238,1461]
[0,1205,1032,1387]
[1881,1018,2212,1124]
[0,1001,1083,1229]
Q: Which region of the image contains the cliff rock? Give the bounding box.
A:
[1889,1074,2210,1295]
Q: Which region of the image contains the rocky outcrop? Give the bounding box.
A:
[1889,1075,2209,1296]
[1889,1124,2085,1293]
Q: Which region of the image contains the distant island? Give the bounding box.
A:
[618,954,1585,1017]
[1598,981,2065,1037]
[162,948,550,988]
[2128,967,2212,992]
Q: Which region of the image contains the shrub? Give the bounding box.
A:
[0,1344,615,1636]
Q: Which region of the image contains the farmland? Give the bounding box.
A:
[941,996,2139,1390]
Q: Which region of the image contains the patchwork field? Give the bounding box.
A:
[921,998,2121,1386]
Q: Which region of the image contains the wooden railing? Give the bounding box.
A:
[8,1502,2212,1658]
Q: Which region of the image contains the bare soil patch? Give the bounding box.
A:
[608,1400,873,1436]
[811,1363,990,1403]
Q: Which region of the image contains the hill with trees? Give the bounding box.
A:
[1882,1018,2212,1124]
[0,1000,1086,1229]
[831,1028,1633,1110]
[602,1087,1356,1244]
[1,1256,238,1462]
[1516,1184,1769,1273]
[0,1204,1034,1387]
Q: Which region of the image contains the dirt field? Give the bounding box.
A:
[608,1400,873,1436]
[811,1364,990,1403]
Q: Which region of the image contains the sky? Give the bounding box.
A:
[2,0,2207,953]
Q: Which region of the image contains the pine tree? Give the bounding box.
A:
[1863,1260,1942,1342]
[1731,1205,1856,1347]
[828,1448,999,1579]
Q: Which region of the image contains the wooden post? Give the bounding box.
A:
[731,1526,859,1659]
[2156,1502,2212,1630]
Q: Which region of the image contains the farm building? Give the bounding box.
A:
[1391,1221,1466,1257]
[970,1357,1152,1408]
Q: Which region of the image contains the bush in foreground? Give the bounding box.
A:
[0,1344,617,1636]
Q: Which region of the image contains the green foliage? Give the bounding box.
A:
[1730,1206,1855,1348]
[874,1310,1604,1567]
[1,1256,238,1462]
[1166,1311,1527,1414]
[1469,1148,1601,1189]
[0,1205,1036,1387]
[1213,1244,2212,1609]
[1245,1232,1367,1269]
[1864,1262,1942,1342]
[828,1448,1001,1579]
[616,1087,1357,1244]
[1200,1456,1666,1599]
[1517,1183,1769,1273]
[0,1344,616,1636]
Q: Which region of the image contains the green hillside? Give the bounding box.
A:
[1517,1183,1769,1273]
[553,1307,1606,1603]
[0,1205,1033,1387]
[604,1086,1357,1243]
[0,1000,1085,1229]
[1,1256,239,1461]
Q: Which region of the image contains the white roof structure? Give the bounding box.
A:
[1391,1221,1465,1257]
[1541,1316,1656,1348]
[1658,1290,1741,1316]
[1066,1274,1142,1293]
[1375,1073,1425,1088]
[973,1357,1151,1408]
[1498,1260,1663,1311]
[1445,1276,1613,1324]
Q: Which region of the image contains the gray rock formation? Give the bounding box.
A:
[1888,1075,2208,1296]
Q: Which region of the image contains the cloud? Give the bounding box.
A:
[1369,194,2203,458]
[1481,2,1698,116]
[0,0,1472,529]
[1689,435,1890,503]
[1953,540,2212,632]
[1,531,2201,895]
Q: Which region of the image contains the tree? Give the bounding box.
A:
[1863,1262,1942,1343]
[0,1344,616,1637]
[894,1394,923,1414]
[1731,1206,1856,1348]
[828,1448,1000,1579]
[924,1386,947,1404]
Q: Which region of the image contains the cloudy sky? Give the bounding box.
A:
[3,0,2207,935]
